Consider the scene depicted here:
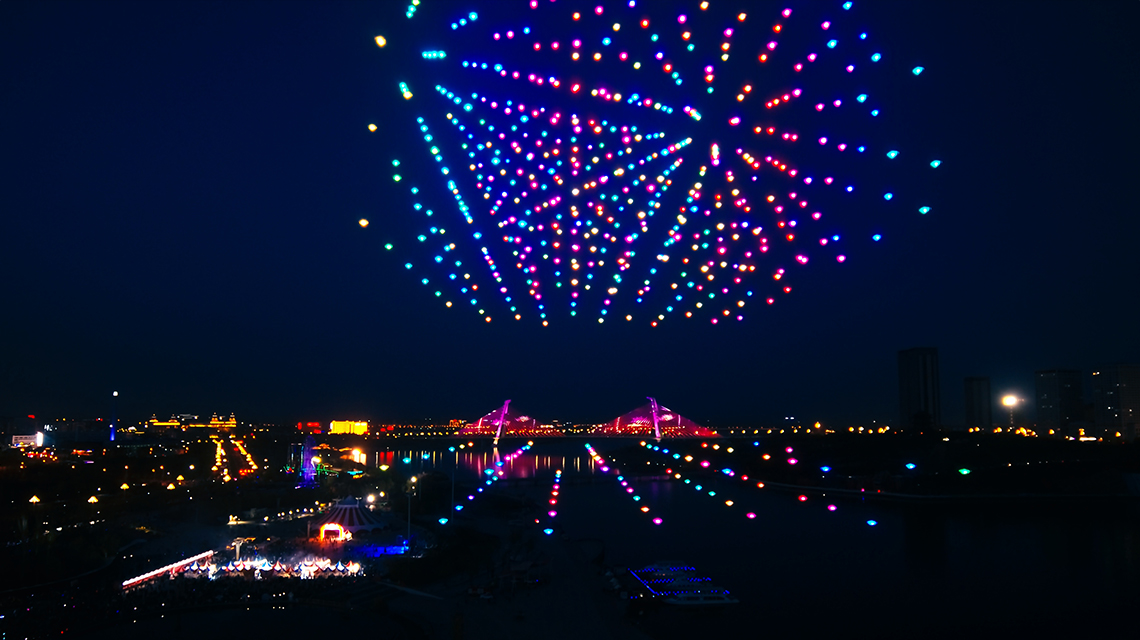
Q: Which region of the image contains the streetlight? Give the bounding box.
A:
[110,391,119,443]
[406,476,417,549]
[1002,395,1020,428]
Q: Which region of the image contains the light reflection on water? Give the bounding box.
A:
[369,441,597,480]
[362,439,1139,636]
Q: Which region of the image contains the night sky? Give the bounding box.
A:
[2,0,1137,428]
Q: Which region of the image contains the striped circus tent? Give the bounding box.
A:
[311,496,388,539]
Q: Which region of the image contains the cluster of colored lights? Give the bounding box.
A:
[542,468,562,534]
[586,444,661,525]
[451,12,478,30]
[390,116,506,322]
[499,443,533,467]
[378,0,939,326]
[640,441,758,519]
[423,80,696,324]
[405,0,419,20]
[640,441,863,521]
[456,443,534,514]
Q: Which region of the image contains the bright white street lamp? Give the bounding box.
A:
[1002,395,1020,427]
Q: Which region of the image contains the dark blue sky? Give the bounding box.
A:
[1,0,1137,427]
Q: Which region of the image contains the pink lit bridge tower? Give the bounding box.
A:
[458,399,718,439]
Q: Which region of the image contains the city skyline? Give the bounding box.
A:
[9,353,1136,430]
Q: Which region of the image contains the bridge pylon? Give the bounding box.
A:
[647,396,663,442]
[492,399,511,446]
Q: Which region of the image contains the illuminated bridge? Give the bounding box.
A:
[458,397,718,442]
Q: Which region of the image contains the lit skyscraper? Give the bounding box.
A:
[964,377,992,430]
[898,348,941,429]
[1093,364,1140,438]
[1035,369,1083,435]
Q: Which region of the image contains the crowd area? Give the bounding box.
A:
[3,570,389,638]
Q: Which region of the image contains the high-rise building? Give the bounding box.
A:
[898,348,941,429]
[1035,369,1083,435]
[964,377,992,430]
[1093,365,1140,438]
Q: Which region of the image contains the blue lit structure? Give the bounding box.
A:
[298,435,318,487]
[627,564,738,605]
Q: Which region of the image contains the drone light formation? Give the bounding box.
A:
[376,1,938,326]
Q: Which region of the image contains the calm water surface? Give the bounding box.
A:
[375,439,1139,638]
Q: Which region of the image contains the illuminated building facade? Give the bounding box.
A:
[898,347,941,430]
[964,376,992,430]
[1035,369,1083,435]
[1093,365,1140,439]
[148,413,237,432]
[296,421,323,434]
[11,434,43,448]
[329,420,369,435]
[206,413,238,431]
